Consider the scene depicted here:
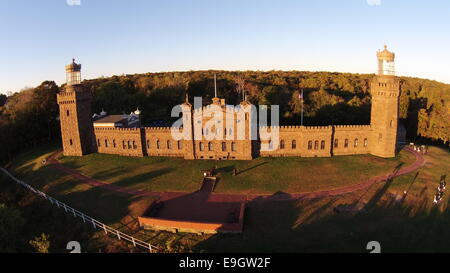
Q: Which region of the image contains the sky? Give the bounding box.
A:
[1,0,450,94]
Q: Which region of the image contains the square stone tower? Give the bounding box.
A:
[370,46,400,158]
[57,59,96,156]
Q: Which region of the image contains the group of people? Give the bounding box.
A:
[433,178,446,204]
[409,143,428,155]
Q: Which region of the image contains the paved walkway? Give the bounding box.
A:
[47,147,425,203]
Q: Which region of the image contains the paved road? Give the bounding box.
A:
[47,147,425,203]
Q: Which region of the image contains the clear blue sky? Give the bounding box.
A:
[1,0,450,94]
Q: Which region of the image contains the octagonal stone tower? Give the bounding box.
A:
[370,46,400,158]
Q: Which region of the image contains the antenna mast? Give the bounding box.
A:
[214,73,217,98]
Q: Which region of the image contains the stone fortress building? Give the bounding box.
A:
[57,46,400,160]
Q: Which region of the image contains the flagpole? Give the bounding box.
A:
[301,89,304,126]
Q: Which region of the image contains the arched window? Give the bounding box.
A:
[146,140,150,149]
[113,139,116,148]
[122,141,126,149]
[208,142,213,151]
[314,140,319,150]
[308,141,313,150]
[199,142,204,151]
[156,139,160,149]
[292,140,297,149]
[177,140,182,150]
[69,139,73,146]
[344,139,349,148]
[127,141,132,149]
[133,141,137,149]
[321,140,325,150]
[268,141,273,150]
[231,142,236,151]
[97,139,101,147]
[66,110,70,117]
[105,139,108,148]
[280,140,285,149]
[354,138,358,148]
[364,138,368,147]
[222,142,226,151]
[334,139,339,148]
[167,140,172,149]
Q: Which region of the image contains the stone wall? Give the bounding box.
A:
[333,125,372,156]
[94,127,144,157]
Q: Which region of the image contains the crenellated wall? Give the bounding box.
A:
[333,125,372,156]
[143,127,185,158]
[94,127,144,157]
[259,126,333,157]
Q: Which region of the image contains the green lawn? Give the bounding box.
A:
[59,149,416,194]
[2,144,449,252]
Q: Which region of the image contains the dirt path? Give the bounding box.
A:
[47,147,425,203]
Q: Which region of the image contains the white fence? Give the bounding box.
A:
[0,167,158,253]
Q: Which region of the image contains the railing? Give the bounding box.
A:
[0,167,158,253]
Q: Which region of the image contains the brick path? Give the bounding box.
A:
[47,147,425,203]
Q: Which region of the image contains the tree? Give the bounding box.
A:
[29,233,51,253]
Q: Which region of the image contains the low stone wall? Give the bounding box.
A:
[138,202,245,234]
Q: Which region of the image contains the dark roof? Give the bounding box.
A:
[93,115,126,124]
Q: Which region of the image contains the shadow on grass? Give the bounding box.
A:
[193,173,450,253]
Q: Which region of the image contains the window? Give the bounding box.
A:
[105,139,108,148]
[66,110,70,117]
[364,138,368,148]
[113,140,116,148]
[97,139,101,147]
[280,140,285,149]
[308,141,313,150]
[229,128,232,136]
[167,140,172,149]
[147,140,150,149]
[122,141,126,149]
[133,141,137,149]
[334,139,338,148]
[127,141,132,149]
[177,141,182,150]
[231,142,236,152]
[222,142,226,151]
[208,142,213,151]
[199,142,204,151]
[156,140,160,149]
[344,139,349,148]
[321,140,325,150]
[314,140,319,150]
[354,138,358,148]
[69,139,73,146]
[292,140,297,149]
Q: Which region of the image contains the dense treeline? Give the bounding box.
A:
[1,71,449,163]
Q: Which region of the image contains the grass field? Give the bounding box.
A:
[58,148,416,194]
[3,144,449,252]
